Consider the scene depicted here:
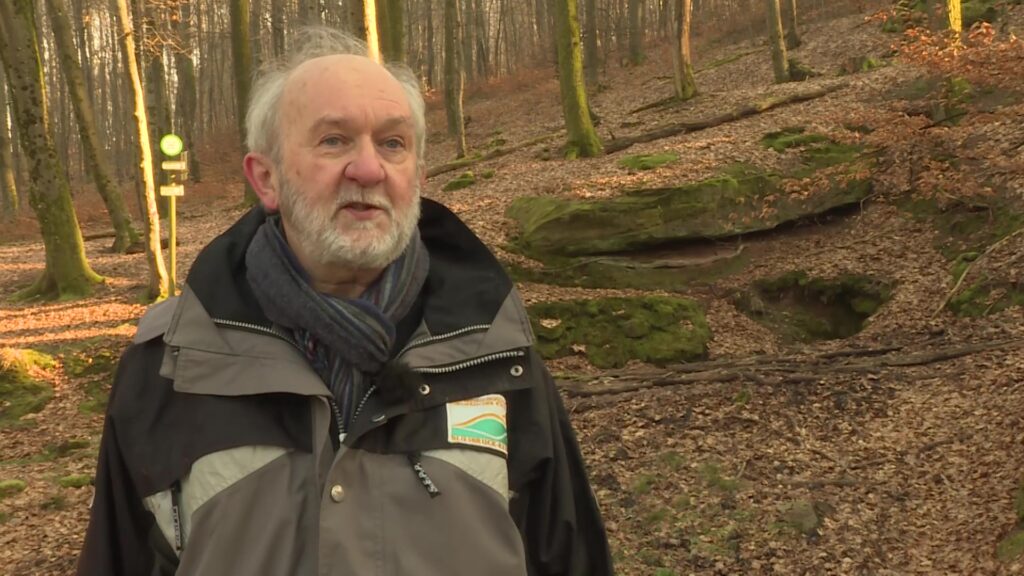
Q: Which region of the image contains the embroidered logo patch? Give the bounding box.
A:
[446,394,508,456]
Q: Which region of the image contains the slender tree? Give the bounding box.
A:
[583,0,600,86]
[766,0,791,82]
[174,1,201,182]
[947,0,962,42]
[0,69,18,219]
[0,0,102,299]
[364,0,382,62]
[627,0,644,64]
[443,0,467,158]
[113,0,170,301]
[783,0,802,49]
[46,0,139,252]
[230,0,256,203]
[378,0,405,63]
[271,0,286,56]
[299,0,320,25]
[553,0,602,158]
[673,0,697,100]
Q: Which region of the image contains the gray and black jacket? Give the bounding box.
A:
[77,200,612,576]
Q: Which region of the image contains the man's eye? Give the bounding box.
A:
[321,135,345,146]
[382,138,406,151]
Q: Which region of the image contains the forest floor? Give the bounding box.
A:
[2,5,1024,575]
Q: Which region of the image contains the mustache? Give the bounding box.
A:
[333,189,393,213]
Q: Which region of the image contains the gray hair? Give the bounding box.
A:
[244,27,427,169]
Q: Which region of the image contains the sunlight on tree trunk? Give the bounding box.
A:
[443,0,467,158]
[766,0,791,83]
[673,0,697,101]
[947,0,962,43]
[113,0,169,301]
[0,0,102,300]
[554,0,603,158]
[0,68,18,219]
[365,0,383,63]
[784,0,802,49]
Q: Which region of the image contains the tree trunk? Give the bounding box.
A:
[45,0,139,252]
[425,0,436,87]
[766,0,790,83]
[443,0,467,158]
[947,0,962,40]
[783,0,802,49]
[553,0,603,158]
[627,0,643,65]
[365,0,382,62]
[473,0,490,78]
[112,0,169,301]
[0,69,19,219]
[673,0,697,100]
[461,0,474,82]
[378,0,405,63]
[583,0,599,86]
[299,0,320,25]
[271,0,286,56]
[229,0,256,203]
[0,0,102,299]
[175,1,201,182]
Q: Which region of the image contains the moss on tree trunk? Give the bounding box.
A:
[553,0,603,158]
[766,0,791,83]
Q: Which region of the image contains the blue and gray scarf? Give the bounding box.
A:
[245,215,429,429]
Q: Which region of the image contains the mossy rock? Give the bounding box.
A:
[734,271,892,342]
[761,127,829,152]
[528,296,711,369]
[0,479,27,499]
[998,528,1024,562]
[838,55,886,76]
[442,171,476,192]
[508,157,871,259]
[57,474,93,489]
[0,348,56,428]
[618,152,680,172]
[947,280,1024,317]
[900,197,1024,259]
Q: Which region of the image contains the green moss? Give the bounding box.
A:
[781,500,823,537]
[618,152,680,171]
[654,569,679,576]
[644,508,670,524]
[480,169,496,179]
[998,529,1024,562]
[0,348,56,428]
[787,58,818,81]
[658,451,685,471]
[734,272,892,342]
[41,494,68,511]
[442,171,476,192]
[0,511,8,524]
[839,56,886,76]
[963,0,1002,28]
[79,379,110,415]
[672,494,692,511]
[632,474,656,495]
[697,462,745,494]
[62,345,117,378]
[761,127,829,152]
[57,474,93,489]
[948,281,1024,317]
[0,479,27,498]
[1015,480,1024,522]
[508,159,872,259]
[529,296,710,369]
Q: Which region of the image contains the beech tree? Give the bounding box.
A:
[230,0,255,203]
[0,0,102,299]
[0,68,17,220]
[673,0,697,100]
[767,0,791,82]
[444,0,467,158]
[553,0,602,158]
[45,0,139,252]
[784,0,802,49]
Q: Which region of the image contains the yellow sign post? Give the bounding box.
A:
[159,134,188,295]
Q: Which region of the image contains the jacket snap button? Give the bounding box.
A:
[510,365,524,377]
[418,383,431,395]
[330,484,345,502]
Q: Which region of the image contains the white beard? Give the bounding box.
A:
[278,176,421,270]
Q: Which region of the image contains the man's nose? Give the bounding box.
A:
[343,140,386,187]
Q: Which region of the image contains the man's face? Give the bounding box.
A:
[271,55,421,271]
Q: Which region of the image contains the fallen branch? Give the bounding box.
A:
[932,225,1024,317]
[426,131,560,179]
[606,82,849,154]
[557,338,1023,397]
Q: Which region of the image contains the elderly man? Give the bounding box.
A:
[77,28,612,576]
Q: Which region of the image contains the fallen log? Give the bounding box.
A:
[558,338,1023,397]
[426,131,561,179]
[606,82,849,154]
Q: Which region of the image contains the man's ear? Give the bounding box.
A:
[243,152,280,211]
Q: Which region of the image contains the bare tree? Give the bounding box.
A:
[230,0,256,203]
[553,0,602,158]
[673,0,697,100]
[783,0,802,49]
[0,69,18,219]
[766,0,791,82]
[443,0,467,158]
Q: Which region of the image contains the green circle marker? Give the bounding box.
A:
[159,133,184,157]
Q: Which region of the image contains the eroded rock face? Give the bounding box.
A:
[732,271,893,342]
[528,296,711,369]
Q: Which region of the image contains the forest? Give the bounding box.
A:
[1,0,1023,573]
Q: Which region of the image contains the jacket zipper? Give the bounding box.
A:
[336,384,377,444]
[397,324,491,357]
[411,349,526,375]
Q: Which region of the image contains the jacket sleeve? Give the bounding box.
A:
[76,414,159,576]
[509,352,614,576]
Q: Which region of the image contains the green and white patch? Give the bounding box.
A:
[446,394,508,456]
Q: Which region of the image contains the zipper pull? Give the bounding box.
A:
[338,432,347,444]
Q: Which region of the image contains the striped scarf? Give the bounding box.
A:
[245,215,429,428]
